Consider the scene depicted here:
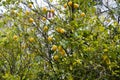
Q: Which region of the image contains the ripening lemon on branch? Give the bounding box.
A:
[53,55,59,61]
[64,4,67,8]
[60,49,66,56]
[42,17,46,21]
[51,45,57,51]
[74,3,79,8]
[29,18,34,23]
[11,10,15,14]
[58,46,63,51]
[60,28,65,34]
[56,28,65,34]
[47,36,53,42]
[56,28,61,33]
[58,46,66,56]
[80,12,85,17]
[28,3,33,8]
[50,9,55,13]
[29,37,35,42]
[13,35,18,40]
[25,10,30,15]
[43,26,48,32]
[42,7,47,12]
[68,1,72,6]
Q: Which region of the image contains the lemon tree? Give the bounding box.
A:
[0,0,120,80]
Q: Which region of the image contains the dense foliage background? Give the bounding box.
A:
[0,0,120,80]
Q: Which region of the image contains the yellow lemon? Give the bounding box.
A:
[42,7,47,12]
[58,46,63,51]
[28,3,33,8]
[47,36,53,42]
[81,12,85,17]
[74,3,79,8]
[53,55,59,61]
[42,17,46,21]
[56,28,65,33]
[29,18,34,23]
[43,26,48,32]
[51,45,57,51]
[60,28,65,34]
[64,4,67,8]
[60,50,66,56]
[68,1,72,6]
[50,9,55,13]
[11,10,15,14]
[13,35,18,40]
[56,28,61,33]
[25,10,30,15]
[29,37,35,42]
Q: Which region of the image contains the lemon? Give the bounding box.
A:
[51,45,57,51]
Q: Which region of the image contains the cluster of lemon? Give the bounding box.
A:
[64,1,85,17]
[29,37,35,42]
[51,45,66,61]
[44,26,66,61]
[27,3,55,23]
[42,7,55,21]
[46,26,65,42]
[23,3,70,61]
[27,3,56,22]
[13,35,35,43]
[64,1,79,9]
[10,10,19,16]
[46,26,66,61]
[42,25,66,60]
[40,26,66,61]
[42,7,55,13]
[42,25,65,40]
[13,35,18,41]
[13,35,35,51]
[25,4,35,23]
